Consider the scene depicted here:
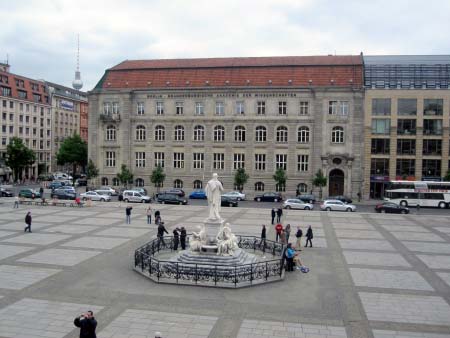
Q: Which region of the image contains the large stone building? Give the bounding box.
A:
[89,56,364,198]
[363,55,450,199]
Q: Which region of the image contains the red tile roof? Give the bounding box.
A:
[0,70,50,105]
[97,55,363,89]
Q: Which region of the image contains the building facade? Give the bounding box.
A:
[89,56,364,198]
[0,63,52,181]
[363,55,450,198]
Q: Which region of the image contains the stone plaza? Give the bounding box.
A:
[0,201,449,338]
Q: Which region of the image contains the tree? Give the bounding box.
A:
[444,170,450,181]
[5,137,36,181]
[234,167,249,192]
[151,165,166,193]
[56,134,87,184]
[273,168,287,192]
[313,169,327,199]
[86,159,99,180]
[116,164,134,188]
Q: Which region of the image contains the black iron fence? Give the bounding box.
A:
[134,235,285,288]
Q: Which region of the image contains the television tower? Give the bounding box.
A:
[72,34,83,90]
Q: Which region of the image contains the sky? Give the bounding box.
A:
[1,0,450,90]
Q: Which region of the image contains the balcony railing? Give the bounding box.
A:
[99,114,121,122]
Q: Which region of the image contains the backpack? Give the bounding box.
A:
[296,229,303,238]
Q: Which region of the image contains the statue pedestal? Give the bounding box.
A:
[204,218,224,245]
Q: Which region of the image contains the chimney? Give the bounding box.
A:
[0,62,10,73]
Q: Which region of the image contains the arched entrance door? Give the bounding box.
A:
[329,169,344,196]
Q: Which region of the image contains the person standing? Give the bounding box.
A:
[146,205,152,224]
[260,224,266,248]
[271,208,276,225]
[276,207,283,223]
[155,210,161,225]
[305,225,313,248]
[173,228,180,250]
[180,227,187,250]
[157,222,169,246]
[285,224,291,243]
[39,186,44,198]
[74,310,97,338]
[24,211,32,233]
[125,206,133,224]
[13,196,19,208]
[280,230,287,245]
[295,226,303,250]
[275,223,283,242]
[285,243,295,272]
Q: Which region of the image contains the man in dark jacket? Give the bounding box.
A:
[259,224,266,248]
[271,208,276,224]
[180,227,187,250]
[125,206,133,224]
[24,211,32,233]
[276,207,283,223]
[295,226,303,251]
[74,311,97,338]
[157,222,169,246]
[305,225,313,248]
[173,228,180,250]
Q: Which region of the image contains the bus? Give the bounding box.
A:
[384,180,450,208]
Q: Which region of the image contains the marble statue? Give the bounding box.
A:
[190,224,206,252]
[216,223,239,256]
[205,173,224,221]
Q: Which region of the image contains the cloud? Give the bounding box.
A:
[0,0,449,90]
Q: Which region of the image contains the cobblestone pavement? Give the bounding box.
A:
[0,200,449,338]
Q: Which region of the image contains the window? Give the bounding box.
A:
[193,153,204,169]
[423,119,443,135]
[255,182,264,191]
[105,151,116,167]
[370,158,389,175]
[135,125,146,141]
[103,102,111,115]
[102,177,109,186]
[9,126,13,133]
[297,155,309,171]
[329,101,349,115]
[174,125,185,141]
[156,101,164,115]
[154,152,165,167]
[423,139,442,155]
[299,101,309,115]
[422,159,441,177]
[276,183,285,192]
[174,179,183,188]
[424,99,443,115]
[215,102,224,115]
[176,102,184,115]
[297,126,310,143]
[395,159,416,179]
[276,126,288,143]
[18,90,27,99]
[278,101,287,115]
[255,154,266,171]
[398,99,417,115]
[1,87,11,97]
[371,119,390,134]
[193,125,205,141]
[137,102,145,115]
[371,139,390,154]
[371,98,391,116]
[135,178,144,187]
[255,126,267,142]
[213,125,225,142]
[135,152,146,167]
[154,125,165,141]
[397,119,416,135]
[193,180,203,189]
[173,152,184,169]
[9,114,13,121]
[234,126,246,142]
[275,154,287,170]
[235,101,245,115]
[298,183,308,193]
[195,102,204,115]
[233,153,245,169]
[213,153,225,170]
[112,102,119,114]
[331,126,344,143]
[257,101,265,115]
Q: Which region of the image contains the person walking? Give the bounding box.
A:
[173,228,180,250]
[271,208,276,225]
[39,186,44,198]
[125,206,133,224]
[180,227,187,250]
[285,224,291,243]
[280,230,287,245]
[13,196,19,208]
[155,210,161,225]
[74,310,97,338]
[24,211,32,233]
[276,207,283,223]
[305,225,313,248]
[157,222,169,246]
[146,205,153,224]
[259,224,266,248]
[295,226,303,251]
[275,223,283,242]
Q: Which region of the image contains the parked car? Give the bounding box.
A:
[328,195,353,203]
[80,191,111,202]
[157,193,188,205]
[283,199,314,210]
[122,190,151,203]
[221,196,238,207]
[49,181,64,190]
[18,189,41,199]
[222,191,246,201]
[320,199,356,212]
[75,178,87,187]
[375,202,409,214]
[161,188,185,197]
[95,186,118,196]
[131,187,148,195]
[254,192,283,202]
[51,188,77,200]
[189,189,207,199]
[0,187,13,197]
[296,194,316,203]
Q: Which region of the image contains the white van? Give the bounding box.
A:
[123,190,151,203]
